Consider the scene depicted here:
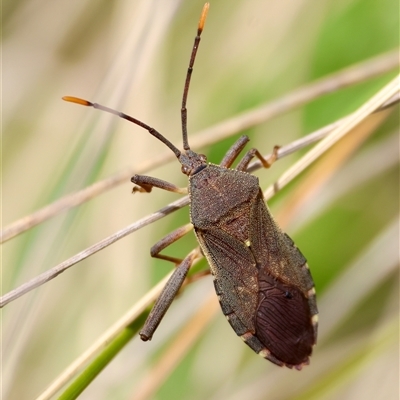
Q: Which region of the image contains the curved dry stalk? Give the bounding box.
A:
[1,49,397,243]
[36,248,203,400]
[275,110,393,228]
[246,91,399,174]
[263,75,399,199]
[1,75,398,308]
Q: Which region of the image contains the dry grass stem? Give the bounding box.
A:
[1,195,190,307]
[276,108,393,227]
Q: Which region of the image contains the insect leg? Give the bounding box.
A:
[236,145,280,172]
[219,135,250,168]
[131,175,187,194]
[140,248,201,341]
[150,223,193,265]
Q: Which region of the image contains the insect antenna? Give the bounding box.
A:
[181,2,209,151]
[62,96,182,158]
[62,3,209,158]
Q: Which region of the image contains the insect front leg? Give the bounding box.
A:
[150,223,193,265]
[131,174,188,194]
[219,135,250,168]
[140,248,201,341]
[236,145,280,172]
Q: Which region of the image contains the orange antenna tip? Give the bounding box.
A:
[198,3,210,33]
[62,96,91,106]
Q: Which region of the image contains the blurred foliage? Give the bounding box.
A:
[2,0,398,399]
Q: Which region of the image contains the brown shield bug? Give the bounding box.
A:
[63,2,318,369]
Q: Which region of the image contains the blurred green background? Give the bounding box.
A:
[3,0,398,399]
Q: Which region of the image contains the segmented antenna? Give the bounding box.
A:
[181,2,209,150]
[62,3,210,158]
[62,96,182,157]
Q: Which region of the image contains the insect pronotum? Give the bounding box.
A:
[63,3,318,369]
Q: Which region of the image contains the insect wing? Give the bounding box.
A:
[249,191,318,367]
[194,187,318,369]
[194,227,259,338]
